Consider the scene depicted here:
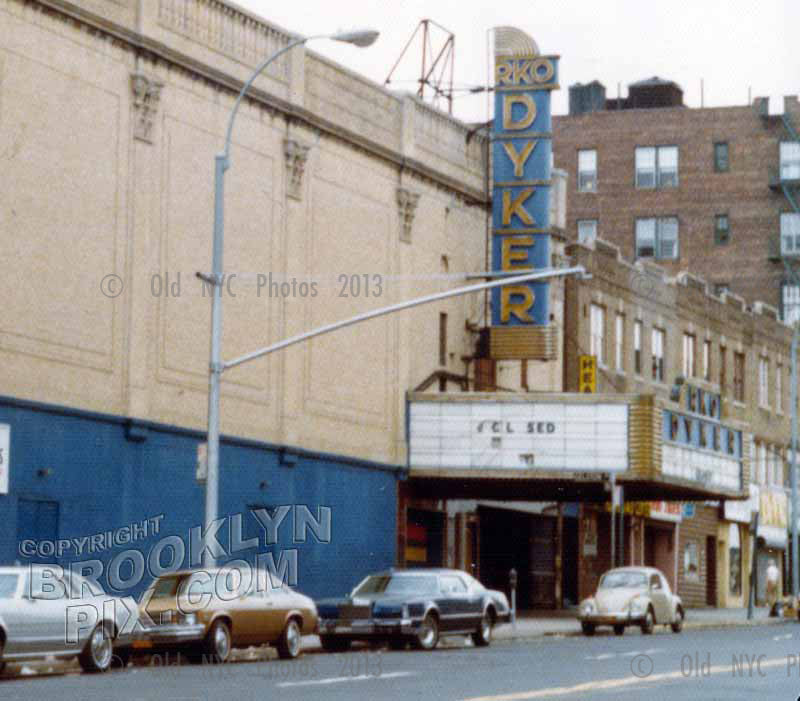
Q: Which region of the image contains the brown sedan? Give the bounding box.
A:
[133,567,317,662]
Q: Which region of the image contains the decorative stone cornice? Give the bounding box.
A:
[130,72,163,143]
[284,139,310,200]
[397,188,420,243]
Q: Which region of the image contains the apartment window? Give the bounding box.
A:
[590,304,606,365]
[577,219,598,244]
[615,313,625,371]
[439,313,448,367]
[652,328,665,382]
[578,149,597,192]
[781,212,800,257]
[733,352,745,403]
[782,283,800,325]
[714,214,730,245]
[756,443,766,485]
[682,333,696,378]
[634,320,643,375]
[703,340,711,381]
[714,141,729,172]
[720,346,727,394]
[635,217,679,260]
[635,145,678,188]
[777,363,783,413]
[781,141,800,180]
[758,357,769,408]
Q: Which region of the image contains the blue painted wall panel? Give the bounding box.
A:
[0,399,397,601]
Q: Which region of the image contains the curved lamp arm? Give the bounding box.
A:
[221,29,379,163]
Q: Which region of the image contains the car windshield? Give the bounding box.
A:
[599,571,648,589]
[149,576,181,598]
[353,574,439,596]
[0,574,18,598]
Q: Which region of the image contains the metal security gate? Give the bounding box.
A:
[530,517,557,608]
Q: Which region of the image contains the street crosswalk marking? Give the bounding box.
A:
[276,671,416,687]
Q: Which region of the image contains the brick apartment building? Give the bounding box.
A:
[552,78,800,321]
[564,239,792,608]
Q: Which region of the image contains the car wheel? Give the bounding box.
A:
[389,638,408,651]
[320,635,352,653]
[203,619,231,663]
[79,622,114,673]
[472,610,494,647]
[671,607,684,633]
[412,613,439,651]
[277,618,302,660]
[640,608,655,635]
[581,622,595,636]
[613,625,625,636]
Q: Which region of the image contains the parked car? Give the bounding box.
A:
[577,566,684,636]
[0,565,138,674]
[134,567,317,662]
[315,568,510,652]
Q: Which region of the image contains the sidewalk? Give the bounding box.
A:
[491,606,793,641]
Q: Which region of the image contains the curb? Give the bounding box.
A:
[496,616,793,641]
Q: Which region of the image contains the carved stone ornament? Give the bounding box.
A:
[284,139,310,200]
[397,188,420,243]
[131,73,163,144]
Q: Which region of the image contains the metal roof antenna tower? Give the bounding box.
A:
[384,19,455,115]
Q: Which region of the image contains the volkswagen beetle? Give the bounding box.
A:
[577,566,684,636]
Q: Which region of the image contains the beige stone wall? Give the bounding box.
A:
[0,0,489,465]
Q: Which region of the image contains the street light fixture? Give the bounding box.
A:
[202,28,379,568]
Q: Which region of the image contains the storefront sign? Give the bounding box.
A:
[649,501,683,522]
[682,503,695,519]
[578,355,596,393]
[409,400,628,472]
[758,487,788,549]
[0,424,8,494]
[723,484,757,523]
[491,29,558,330]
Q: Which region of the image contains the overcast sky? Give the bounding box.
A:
[236,0,797,123]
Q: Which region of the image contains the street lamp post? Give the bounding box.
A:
[203,29,379,568]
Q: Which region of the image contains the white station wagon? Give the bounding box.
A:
[0,565,139,674]
[577,566,684,636]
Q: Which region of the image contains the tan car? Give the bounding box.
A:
[577,566,684,636]
[133,567,317,662]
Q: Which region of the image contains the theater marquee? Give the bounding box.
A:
[406,393,748,501]
[409,398,628,472]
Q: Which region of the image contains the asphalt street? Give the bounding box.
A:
[2,622,800,700]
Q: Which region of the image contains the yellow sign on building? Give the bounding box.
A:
[579,355,597,393]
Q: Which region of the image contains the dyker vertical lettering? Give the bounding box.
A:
[491,31,559,331]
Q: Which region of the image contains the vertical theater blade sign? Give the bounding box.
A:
[491,28,559,359]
